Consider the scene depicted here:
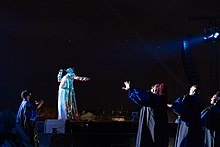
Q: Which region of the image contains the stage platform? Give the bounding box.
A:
[37,120,177,147]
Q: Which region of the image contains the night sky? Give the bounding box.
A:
[0,0,220,115]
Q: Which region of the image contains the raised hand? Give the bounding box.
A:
[59,69,63,72]
[167,104,173,108]
[122,81,131,90]
[35,99,44,110]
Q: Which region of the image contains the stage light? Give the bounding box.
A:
[183,40,190,51]
[204,33,219,40]
[214,32,219,38]
[204,34,213,40]
[203,27,219,40]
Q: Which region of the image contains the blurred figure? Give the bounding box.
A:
[168,85,204,147]
[122,81,168,147]
[0,108,30,146]
[57,67,90,120]
[16,90,43,147]
[201,91,220,147]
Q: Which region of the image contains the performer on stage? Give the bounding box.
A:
[122,81,168,147]
[16,90,44,147]
[57,67,90,120]
[201,91,220,147]
[168,85,204,147]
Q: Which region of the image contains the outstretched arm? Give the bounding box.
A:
[122,81,149,106]
[35,99,44,111]
[74,75,90,81]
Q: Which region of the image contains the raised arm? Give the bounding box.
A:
[57,69,63,82]
[122,81,150,106]
[73,75,90,81]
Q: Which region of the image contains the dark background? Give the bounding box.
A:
[0,0,219,118]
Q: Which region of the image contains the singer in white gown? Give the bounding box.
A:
[57,68,90,120]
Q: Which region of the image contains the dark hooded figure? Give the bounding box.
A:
[0,109,30,146]
[122,81,168,147]
[201,91,220,147]
[169,85,204,147]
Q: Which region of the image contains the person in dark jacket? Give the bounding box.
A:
[201,91,220,147]
[16,90,43,147]
[122,81,168,147]
[168,85,204,147]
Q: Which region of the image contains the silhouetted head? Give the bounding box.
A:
[21,90,31,101]
[158,83,168,96]
[151,83,167,96]
[189,85,200,96]
[211,91,220,105]
[151,84,160,94]
[0,109,16,135]
[66,68,76,74]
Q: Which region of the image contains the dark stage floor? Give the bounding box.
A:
[37,120,177,147]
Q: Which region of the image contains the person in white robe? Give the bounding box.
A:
[57,68,90,120]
